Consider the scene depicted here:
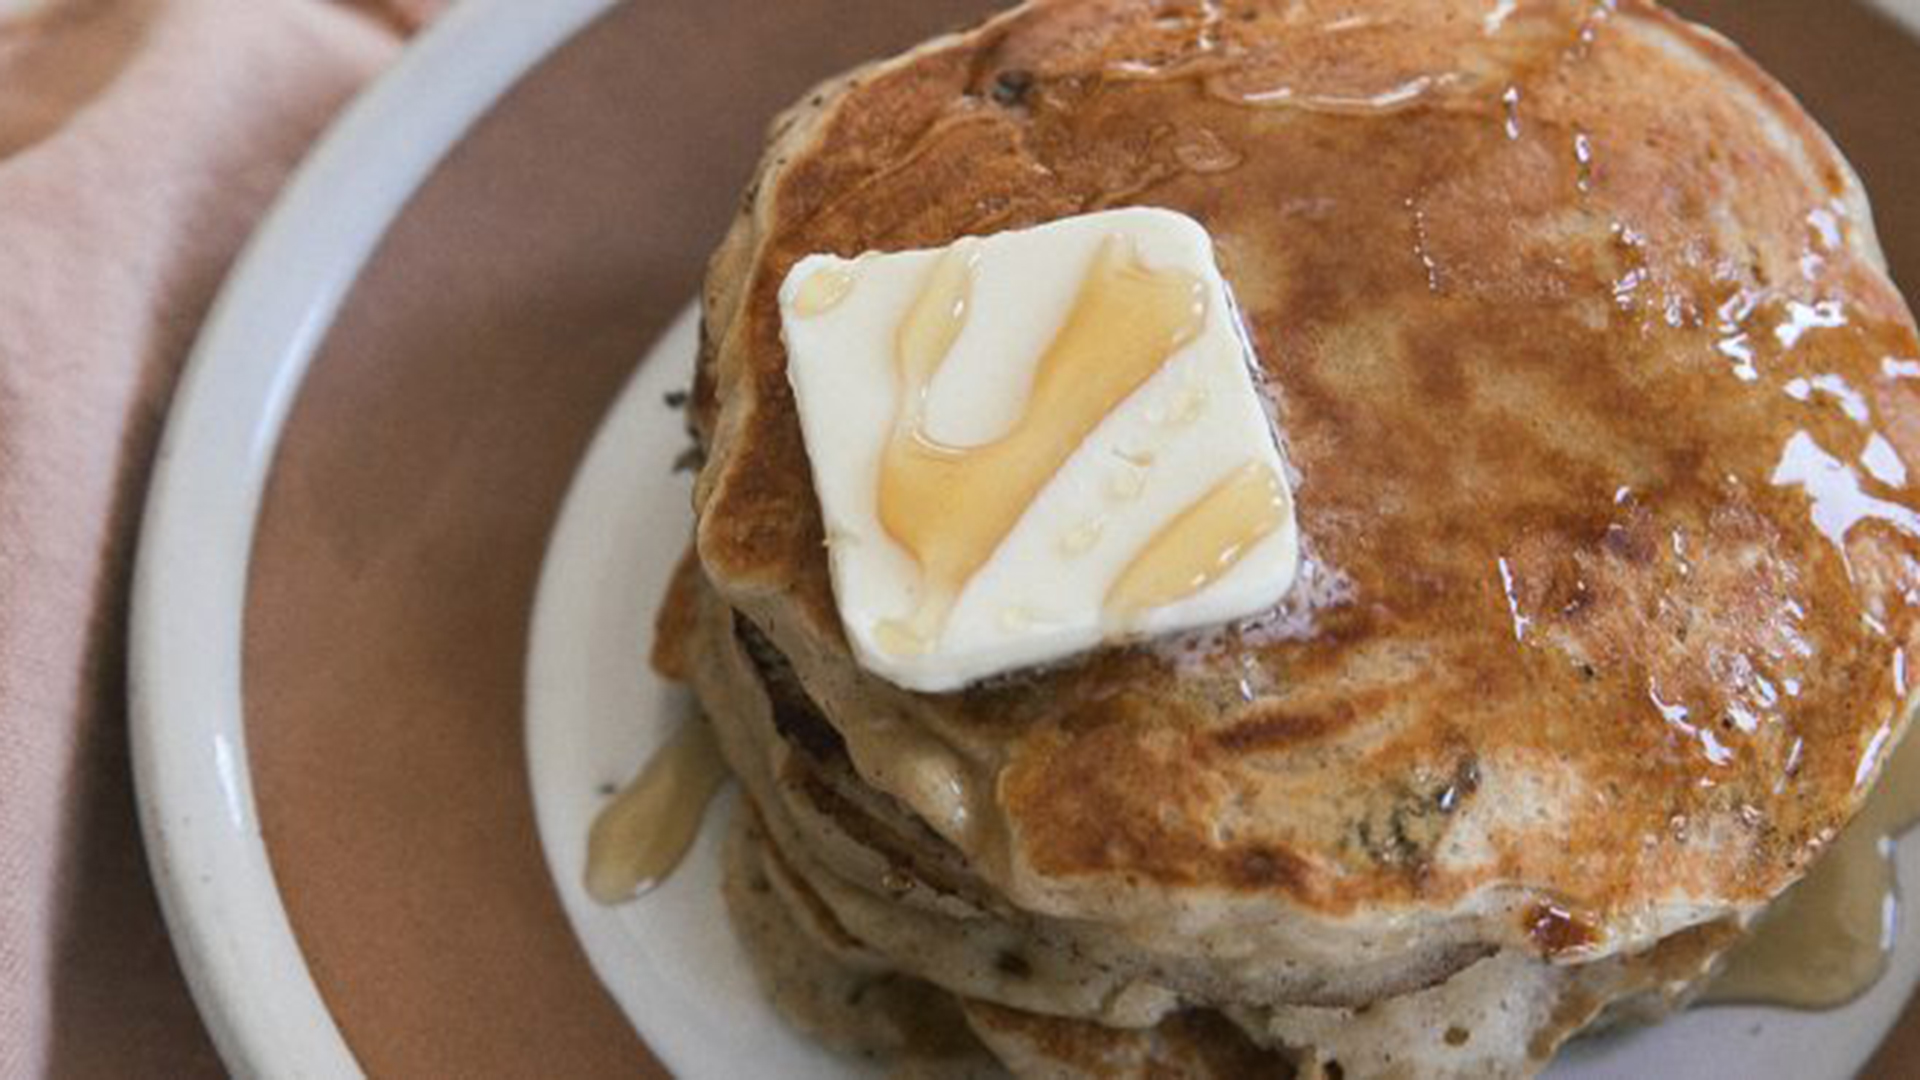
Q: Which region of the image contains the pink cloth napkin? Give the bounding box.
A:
[0,1,433,1073]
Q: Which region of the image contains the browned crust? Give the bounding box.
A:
[648,545,703,681]
[964,999,1301,1079]
[685,0,1920,947]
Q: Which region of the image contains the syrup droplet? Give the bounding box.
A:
[1058,519,1105,558]
[791,264,857,317]
[1168,383,1211,425]
[1107,465,1149,501]
[1171,127,1244,174]
[1229,74,1441,114]
[874,617,936,658]
[1483,0,1519,35]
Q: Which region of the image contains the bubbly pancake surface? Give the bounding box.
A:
[690,0,1920,959]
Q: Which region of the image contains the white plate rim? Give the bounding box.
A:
[525,308,894,1080]
[128,1,621,1075]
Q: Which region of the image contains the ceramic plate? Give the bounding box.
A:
[525,303,1920,1079]
[132,1,1920,1076]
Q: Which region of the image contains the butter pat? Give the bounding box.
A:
[780,208,1298,692]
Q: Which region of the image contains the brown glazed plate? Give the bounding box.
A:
[128,0,1920,1077]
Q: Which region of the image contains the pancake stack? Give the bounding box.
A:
[657,1,1920,1075]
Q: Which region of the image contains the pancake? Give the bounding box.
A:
[723,797,1298,1080]
[665,0,1920,1074]
[687,565,1499,1015]
[688,562,1735,1075]
[719,797,996,1074]
[688,0,1920,968]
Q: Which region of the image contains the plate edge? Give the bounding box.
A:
[127,1,623,1076]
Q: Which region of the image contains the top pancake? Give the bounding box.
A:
[687,0,1920,965]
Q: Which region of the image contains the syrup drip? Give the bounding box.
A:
[1707,722,1920,1007]
[1106,460,1289,625]
[584,719,729,905]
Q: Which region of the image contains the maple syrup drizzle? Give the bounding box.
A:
[874,235,1208,655]
[1106,460,1289,625]
[584,718,729,905]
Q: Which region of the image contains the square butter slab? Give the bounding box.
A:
[780,207,1297,692]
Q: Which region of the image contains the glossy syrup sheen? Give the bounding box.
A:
[791,263,857,317]
[1106,459,1289,623]
[584,719,728,905]
[874,234,1210,652]
[693,0,1920,963]
[1709,722,1920,1008]
[1660,0,1920,1009]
